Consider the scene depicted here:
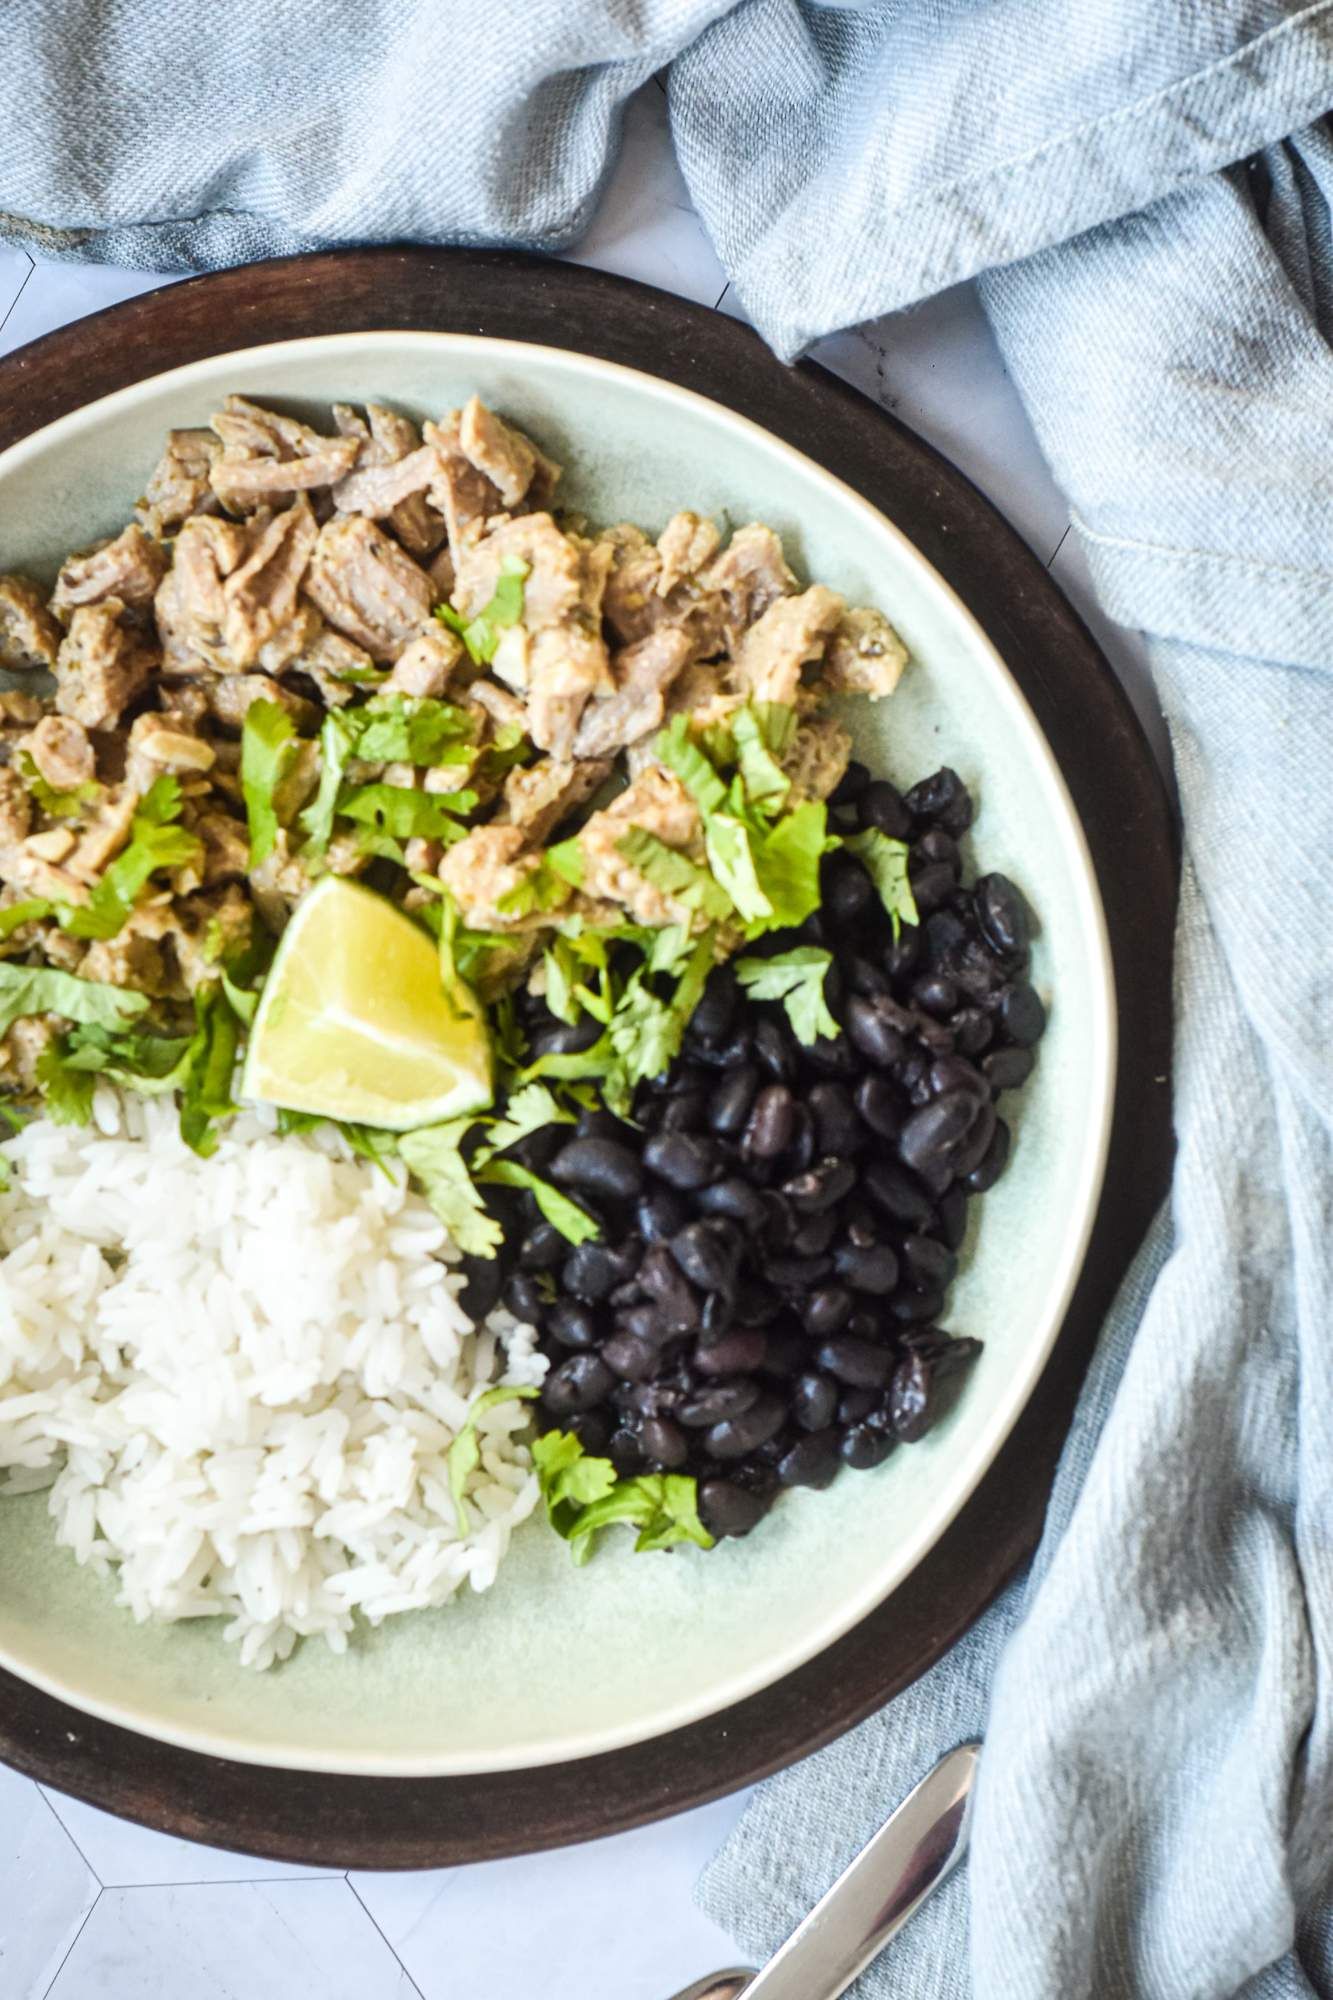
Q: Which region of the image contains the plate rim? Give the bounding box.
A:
[0,246,1175,1862]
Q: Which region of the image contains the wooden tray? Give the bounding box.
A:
[0,248,1177,1866]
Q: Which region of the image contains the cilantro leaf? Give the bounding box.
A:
[0,898,55,942]
[353,696,476,767]
[495,851,577,919]
[730,703,793,810]
[337,782,478,842]
[735,946,839,1045]
[436,555,529,666]
[654,713,727,816]
[475,1082,574,1161]
[615,828,733,923]
[57,1021,194,1093]
[398,1119,503,1257]
[704,814,771,924]
[299,709,361,858]
[240,700,301,867]
[544,838,584,888]
[531,1430,713,1564]
[0,965,150,1039]
[479,1158,599,1245]
[605,930,714,1090]
[61,778,203,941]
[844,828,919,939]
[34,1040,97,1125]
[177,984,240,1157]
[15,751,102,821]
[447,1382,539,1533]
[746,799,834,936]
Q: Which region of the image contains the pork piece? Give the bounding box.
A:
[125,712,217,793]
[454,515,613,758]
[458,395,560,509]
[332,405,447,552]
[627,659,739,776]
[0,690,45,727]
[0,1017,58,1092]
[702,525,795,651]
[427,544,456,603]
[276,621,371,707]
[0,574,62,670]
[0,831,88,904]
[304,517,434,661]
[600,518,724,657]
[730,585,845,708]
[386,622,465,699]
[248,828,366,931]
[823,606,908,699]
[78,907,175,997]
[579,767,704,929]
[781,715,853,804]
[571,627,695,759]
[439,824,540,930]
[51,523,166,620]
[209,395,360,513]
[65,786,140,885]
[54,600,156,731]
[203,674,318,732]
[154,515,251,674]
[168,886,255,991]
[424,416,504,558]
[0,768,31,843]
[24,715,96,793]
[137,427,222,534]
[24,826,77,864]
[467,676,526,734]
[220,497,319,671]
[498,756,612,845]
[186,805,251,885]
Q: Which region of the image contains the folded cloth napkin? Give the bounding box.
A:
[4,4,1332,1993]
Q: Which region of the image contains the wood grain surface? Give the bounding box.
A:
[0,247,1178,1867]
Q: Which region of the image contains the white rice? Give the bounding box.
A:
[0,1092,547,1670]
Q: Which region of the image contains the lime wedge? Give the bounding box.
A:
[241,877,492,1132]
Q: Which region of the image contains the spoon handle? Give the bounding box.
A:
[739,1740,978,2000]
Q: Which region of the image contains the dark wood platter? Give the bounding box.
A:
[0,248,1177,1867]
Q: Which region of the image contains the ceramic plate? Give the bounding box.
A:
[0,331,1114,1777]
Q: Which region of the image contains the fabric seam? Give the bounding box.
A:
[1074,513,1333,585]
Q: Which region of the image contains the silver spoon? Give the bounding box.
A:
[668,1740,979,2000]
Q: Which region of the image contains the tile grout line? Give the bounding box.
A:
[0,249,35,337]
[37,1885,102,2000]
[347,1879,429,2000]
[107,1874,343,1891]
[38,1788,103,1889]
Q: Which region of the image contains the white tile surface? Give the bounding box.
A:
[0,66,1167,2000]
[349,1794,751,2000]
[45,1881,419,2000]
[0,1762,98,2000]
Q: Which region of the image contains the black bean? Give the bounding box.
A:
[709,1064,760,1137]
[695,1328,769,1376]
[952,1098,996,1178]
[962,1118,1011,1193]
[791,1209,839,1257]
[577,1107,631,1143]
[905,766,973,836]
[671,1218,743,1293]
[846,995,908,1069]
[660,1091,709,1132]
[733,1279,783,1327]
[601,1331,661,1380]
[637,1186,691,1242]
[458,1253,504,1323]
[859,779,912,838]
[889,1353,934,1440]
[567,1409,612,1458]
[791,1371,839,1431]
[841,1423,894,1470]
[898,1233,954,1289]
[691,964,738,1044]
[696,1177,770,1234]
[832,1242,900,1295]
[928,1054,987,1101]
[854,1073,901,1139]
[996,981,1047,1047]
[805,1032,859,1076]
[975,873,1030,959]
[705,1394,786,1458]
[758,1323,808,1376]
[824,853,874,923]
[809,1082,862,1157]
[743,1084,796,1160]
[518,1222,566,1273]
[912,972,958,1018]
[841,1203,879,1249]
[781,1157,857,1214]
[767,1254,832,1289]
[829,759,870,805]
[934,1183,968,1251]
[547,1299,600,1349]
[753,1016,798,1084]
[641,1415,689,1469]
[609,1426,646,1475]
[679,1379,761,1428]
[914,828,960,872]
[898,1091,982,1188]
[952,1005,994,1056]
[699,1479,769,1538]
[816,1336,893,1388]
[909,861,957,915]
[888,1285,945,1324]
[528,1014,603,1059]
[643,1130,720,1190]
[882,924,921,983]
[983,1045,1035,1093]
[777,1428,842,1489]
[699,1288,736,1343]
[511,1124,568,1175]
[783,1104,816,1175]
[503,1272,548,1326]
[638,1242,701,1332]
[837,1386,879,1424]
[618,1301,668,1343]
[863,1159,936,1228]
[542,1353,614,1416]
[845,1309,881,1342]
[549,1137,642,1204]
[803,1286,853,1336]
[924,906,969,960]
[845,952,892,1000]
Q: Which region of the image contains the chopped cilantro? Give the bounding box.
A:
[735,946,839,1045]
[0,965,149,1039]
[240,700,301,867]
[614,827,733,923]
[655,713,727,816]
[532,1430,713,1565]
[34,1040,98,1125]
[475,1082,574,1161]
[15,751,102,821]
[844,828,918,939]
[745,799,835,936]
[436,555,529,666]
[397,1119,503,1257]
[479,1157,599,1244]
[0,898,55,942]
[177,984,241,1157]
[60,777,203,941]
[703,814,770,924]
[337,782,478,842]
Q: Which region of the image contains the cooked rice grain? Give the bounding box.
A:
[0,1094,546,1669]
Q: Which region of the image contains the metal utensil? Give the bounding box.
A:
[668,1740,979,2000]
